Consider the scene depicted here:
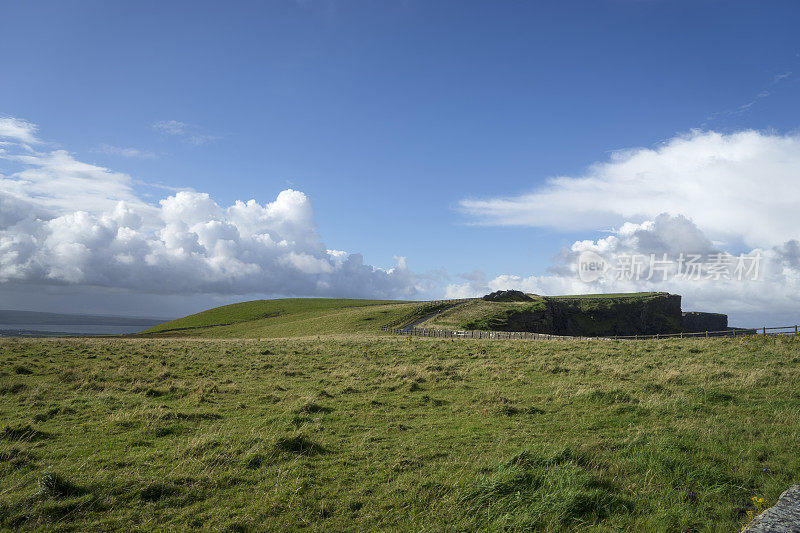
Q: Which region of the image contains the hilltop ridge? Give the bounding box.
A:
[141,292,728,338]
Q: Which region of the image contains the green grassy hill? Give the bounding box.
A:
[142,298,440,338]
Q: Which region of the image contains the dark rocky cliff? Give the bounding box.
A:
[549,293,684,336]
[682,312,727,333]
[471,293,687,336]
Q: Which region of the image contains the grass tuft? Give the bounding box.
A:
[295,402,332,414]
[2,424,49,442]
[0,382,27,395]
[273,434,326,456]
[140,483,178,502]
[37,472,85,498]
[466,448,631,528]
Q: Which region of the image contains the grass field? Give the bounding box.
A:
[2,333,799,531]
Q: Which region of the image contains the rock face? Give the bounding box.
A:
[683,312,728,333]
[482,290,535,302]
[743,483,800,533]
[550,293,684,336]
[471,293,686,337]
[470,292,732,337]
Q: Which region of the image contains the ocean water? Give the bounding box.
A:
[0,324,151,336]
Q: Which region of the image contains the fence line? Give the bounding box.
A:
[381,326,602,341]
[381,325,800,341]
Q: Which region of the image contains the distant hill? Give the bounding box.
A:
[141,293,728,338]
[140,298,432,337]
[0,310,167,327]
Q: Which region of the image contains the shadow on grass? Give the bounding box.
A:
[38,472,86,498]
[273,434,327,456]
[2,424,51,442]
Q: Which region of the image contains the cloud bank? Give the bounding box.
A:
[0,119,417,298]
[460,130,800,248]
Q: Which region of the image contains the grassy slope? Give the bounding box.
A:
[419,299,546,331]
[1,335,797,531]
[142,299,419,338]
[548,292,663,300]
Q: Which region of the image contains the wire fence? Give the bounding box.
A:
[381,325,800,341]
[610,325,799,340]
[382,326,604,341]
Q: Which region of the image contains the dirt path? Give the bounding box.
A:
[399,302,466,333]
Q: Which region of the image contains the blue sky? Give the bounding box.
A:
[2,1,800,323]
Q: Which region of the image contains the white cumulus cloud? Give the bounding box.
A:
[460,130,800,248]
[0,119,418,299]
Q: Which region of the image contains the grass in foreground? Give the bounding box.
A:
[1,335,798,531]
